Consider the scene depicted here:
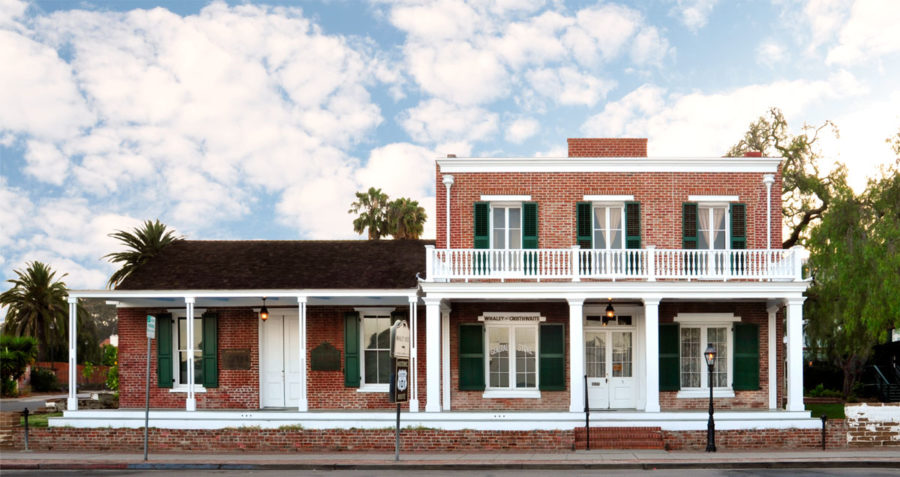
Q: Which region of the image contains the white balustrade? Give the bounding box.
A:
[427,247,802,282]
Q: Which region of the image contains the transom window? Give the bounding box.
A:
[492,205,521,249]
[593,205,624,249]
[680,324,731,389]
[698,205,727,250]
[487,324,537,389]
[362,313,392,385]
[176,316,203,385]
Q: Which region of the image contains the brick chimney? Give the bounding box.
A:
[567,138,648,157]
[743,151,762,157]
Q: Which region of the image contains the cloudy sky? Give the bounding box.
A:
[1,0,898,290]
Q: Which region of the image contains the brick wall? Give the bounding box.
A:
[436,167,783,250]
[846,403,900,447]
[662,419,847,450]
[449,301,570,411]
[658,301,781,411]
[119,307,259,409]
[567,138,648,157]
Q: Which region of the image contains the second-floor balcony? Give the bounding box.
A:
[424,246,805,283]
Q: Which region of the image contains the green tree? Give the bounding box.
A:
[349,187,390,239]
[805,158,900,397]
[0,335,38,396]
[1,262,70,361]
[387,197,427,239]
[105,219,181,288]
[727,107,845,248]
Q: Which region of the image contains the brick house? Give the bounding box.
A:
[58,138,815,446]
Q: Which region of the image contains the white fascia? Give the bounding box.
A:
[68,289,419,299]
[437,157,782,174]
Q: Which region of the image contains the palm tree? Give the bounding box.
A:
[349,187,390,239]
[0,262,70,361]
[105,219,181,288]
[387,198,427,239]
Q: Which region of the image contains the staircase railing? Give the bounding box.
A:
[871,365,892,402]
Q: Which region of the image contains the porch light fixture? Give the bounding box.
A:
[260,297,269,321]
[705,344,717,453]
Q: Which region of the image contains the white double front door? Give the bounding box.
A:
[260,312,302,408]
[585,329,636,409]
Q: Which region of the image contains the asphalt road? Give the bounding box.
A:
[0,393,75,413]
[2,469,898,477]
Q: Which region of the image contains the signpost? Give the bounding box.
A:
[389,320,410,461]
[144,315,156,461]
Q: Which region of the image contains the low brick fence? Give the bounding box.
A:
[846,403,900,447]
[662,420,848,450]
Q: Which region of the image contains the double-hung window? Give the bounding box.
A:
[176,316,203,386]
[492,205,522,249]
[592,205,625,250]
[362,312,392,387]
[672,313,738,398]
[486,323,537,390]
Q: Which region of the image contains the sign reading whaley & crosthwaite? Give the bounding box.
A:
[390,320,410,359]
[146,315,156,339]
[477,312,546,323]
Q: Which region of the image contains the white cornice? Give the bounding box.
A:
[437,157,782,174]
[67,289,418,299]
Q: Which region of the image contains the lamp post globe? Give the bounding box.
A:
[705,344,717,452]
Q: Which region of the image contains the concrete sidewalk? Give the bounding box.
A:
[2,449,899,470]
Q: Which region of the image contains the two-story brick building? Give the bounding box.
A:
[57,138,817,450]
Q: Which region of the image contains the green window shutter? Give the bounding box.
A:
[539,324,565,391]
[156,313,173,389]
[625,202,641,249]
[659,323,680,391]
[459,324,485,391]
[522,202,538,249]
[682,203,698,249]
[576,202,592,249]
[473,202,489,249]
[730,203,747,249]
[344,312,361,387]
[733,323,760,390]
[201,312,218,388]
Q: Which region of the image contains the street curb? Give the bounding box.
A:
[3,460,900,471]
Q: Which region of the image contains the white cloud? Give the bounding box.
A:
[825,0,900,65]
[526,67,615,107]
[505,117,539,143]
[24,140,69,185]
[803,0,853,52]
[400,99,498,144]
[670,0,718,32]
[0,0,28,29]
[0,177,33,254]
[757,40,788,68]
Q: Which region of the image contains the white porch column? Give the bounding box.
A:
[785,297,806,412]
[424,297,442,412]
[185,297,196,411]
[767,302,779,409]
[567,298,585,413]
[408,296,420,412]
[297,296,308,412]
[67,297,78,411]
[643,297,661,413]
[441,303,452,411]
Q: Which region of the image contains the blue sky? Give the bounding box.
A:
[1,0,899,290]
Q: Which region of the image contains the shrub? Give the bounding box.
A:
[1,335,38,396]
[106,365,119,391]
[30,367,61,392]
[101,345,117,366]
[807,383,842,398]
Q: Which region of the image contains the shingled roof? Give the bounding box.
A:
[116,240,434,290]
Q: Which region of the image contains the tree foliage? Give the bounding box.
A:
[349,188,428,240]
[1,262,69,361]
[0,335,38,396]
[805,156,900,397]
[105,219,181,288]
[727,107,846,248]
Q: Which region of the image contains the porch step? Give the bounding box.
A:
[574,426,665,450]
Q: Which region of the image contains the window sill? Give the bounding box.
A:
[483,389,541,399]
[169,386,207,394]
[357,384,389,393]
[676,389,734,399]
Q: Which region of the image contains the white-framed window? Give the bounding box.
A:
[698,205,728,250]
[361,312,392,387]
[176,315,203,386]
[592,204,625,250]
[486,322,537,391]
[491,204,522,249]
[674,313,738,398]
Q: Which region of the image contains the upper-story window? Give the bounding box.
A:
[593,205,624,250]
[683,197,746,250]
[474,197,537,250]
[698,205,727,250]
[492,205,522,249]
[576,197,641,250]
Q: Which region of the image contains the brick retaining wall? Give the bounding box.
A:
[663,420,847,450]
[846,403,900,447]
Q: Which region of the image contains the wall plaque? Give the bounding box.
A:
[221,349,251,370]
[310,342,341,371]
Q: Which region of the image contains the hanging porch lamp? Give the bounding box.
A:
[260,297,269,321]
[603,299,615,326]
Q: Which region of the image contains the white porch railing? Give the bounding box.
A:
[425,246,804,282]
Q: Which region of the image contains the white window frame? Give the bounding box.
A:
[591,202,626,250]
[696,202,730,251]
[356,307,395,393]
[483,321,540,398]
[674,313,739,399]
[489,202,523,250]
[169,308,206,393]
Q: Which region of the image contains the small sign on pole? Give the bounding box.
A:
[144,315,155,461]
[390,320,410,359]
[146,315,156,339]
[389,320,410,462]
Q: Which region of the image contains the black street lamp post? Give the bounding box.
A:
[704,344,717,452]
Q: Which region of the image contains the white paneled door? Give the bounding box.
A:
[585,329,636,409]
[261,312,302,408]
